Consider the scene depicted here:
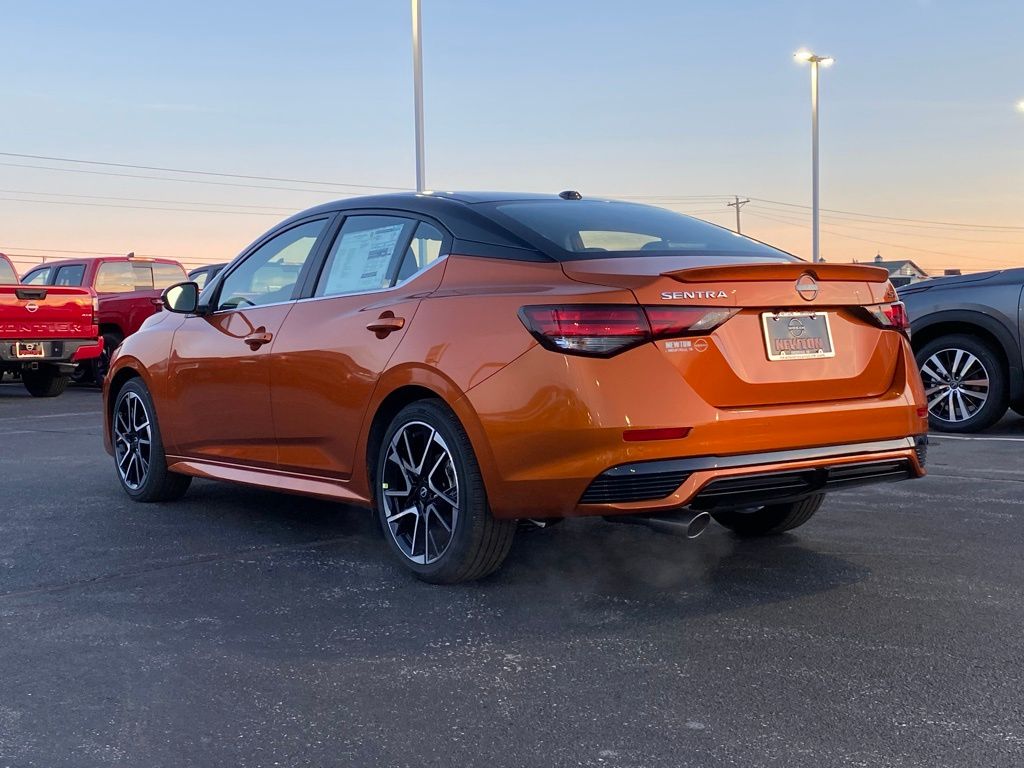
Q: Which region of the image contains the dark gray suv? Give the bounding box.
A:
[900,269,1024,432]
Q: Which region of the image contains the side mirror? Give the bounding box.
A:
[161,282,200,314]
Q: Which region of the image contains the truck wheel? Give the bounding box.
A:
[22,367,69,398]
[112,378,191,502]
[711,494,824,537]
[915,334,1008,433]
[375,399,516,584]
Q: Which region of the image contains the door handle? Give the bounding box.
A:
[244,330,273,350]
[366,312,406,338]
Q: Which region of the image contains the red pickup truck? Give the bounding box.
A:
[21,255,187,381]
[0,253,103,397]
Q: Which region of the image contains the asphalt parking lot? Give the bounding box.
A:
[1,385,1023,767]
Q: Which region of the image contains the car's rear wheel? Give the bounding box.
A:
[915,334,1008,433]
[22,366,68,397]
[710,494,824,537]
[375,400,516,584]
[112,378,191,502]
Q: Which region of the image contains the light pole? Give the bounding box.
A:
[794,49,833,263]
[411,0,426,192]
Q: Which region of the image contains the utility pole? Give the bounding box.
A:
[726,195,749,234]
[411,0,426,192]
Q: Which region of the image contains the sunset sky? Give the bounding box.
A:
[1,0,1022,276]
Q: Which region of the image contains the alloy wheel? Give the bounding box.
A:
[381,420,459,565]
[920,347,990,424]
[114,391,153,490]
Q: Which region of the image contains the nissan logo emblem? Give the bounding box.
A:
[795,274,819,301]
[25,302,39,313]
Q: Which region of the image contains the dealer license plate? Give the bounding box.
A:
[15,342,45,359]
[761,311,835,361]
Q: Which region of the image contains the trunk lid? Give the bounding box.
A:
[561,257,902,407]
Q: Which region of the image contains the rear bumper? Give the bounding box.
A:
[462,340,929,519]
[0,337,103,371]
[578,436,926,513]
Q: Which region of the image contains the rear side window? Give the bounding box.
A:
[22,267,51,285]
[487,200,794,261]
[95,262,137,293]
[0,258,17,283]
[315,215,414,297]
[53,264,86,286]
[152,262,187,289]
[394,222,447,283]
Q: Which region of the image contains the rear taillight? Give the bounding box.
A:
[519,305,737,357]
[864,301,910,337]
[92,295,99,326]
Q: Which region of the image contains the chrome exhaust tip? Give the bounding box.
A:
[604,509,711,539]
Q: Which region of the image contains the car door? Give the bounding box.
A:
[164,217,333,467]
[270,214,450,479]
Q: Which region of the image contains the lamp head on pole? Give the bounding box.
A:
[794,49,834,66]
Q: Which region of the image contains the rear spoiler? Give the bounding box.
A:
[663,263,890,284]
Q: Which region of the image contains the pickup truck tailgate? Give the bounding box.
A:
[0,286,98,340]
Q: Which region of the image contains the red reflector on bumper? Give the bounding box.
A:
[623,427,692,442]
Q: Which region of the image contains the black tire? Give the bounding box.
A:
[91,332,123,385]
[112,378,191,502]
[1011,401,1024,419]
[22,367,69,398]
[375,399,516,584]
[711,494,825,537]
[915,334,1008,433]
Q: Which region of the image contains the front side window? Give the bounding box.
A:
[95,261,137,293]
[53,265,86,286]
[217,219,327,311]
[22,267,51,285]
[315,215,414,298]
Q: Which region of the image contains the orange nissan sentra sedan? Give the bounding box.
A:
[104,192,928,583]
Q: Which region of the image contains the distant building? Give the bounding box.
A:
[857,253,930,288]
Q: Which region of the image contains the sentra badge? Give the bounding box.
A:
[661,290,728,300]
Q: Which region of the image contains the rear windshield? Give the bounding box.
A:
[486,200,794,261]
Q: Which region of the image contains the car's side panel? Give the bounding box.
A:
[269,263,446,480]
[163,305,293,467]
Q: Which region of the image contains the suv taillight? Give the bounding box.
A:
[519,305,738,357]
[864,301,910,337]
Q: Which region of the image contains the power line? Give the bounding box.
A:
[0,188,293,211]
[745,204,1024,246]
[747,196,1024,232]
[0,151,407,191]
[0,196,289,216]
[0,161,372,196]
[743,210,1013,265]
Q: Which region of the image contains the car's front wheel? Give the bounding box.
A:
[710,494,824,537]
[915,334,1008,433]
[375,400,516,584]
[112,378,191,502]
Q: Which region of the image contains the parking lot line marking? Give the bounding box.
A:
[0,411,96,421]
[932,435,1024,443]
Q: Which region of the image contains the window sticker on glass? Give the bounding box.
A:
[324,223,404,295]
